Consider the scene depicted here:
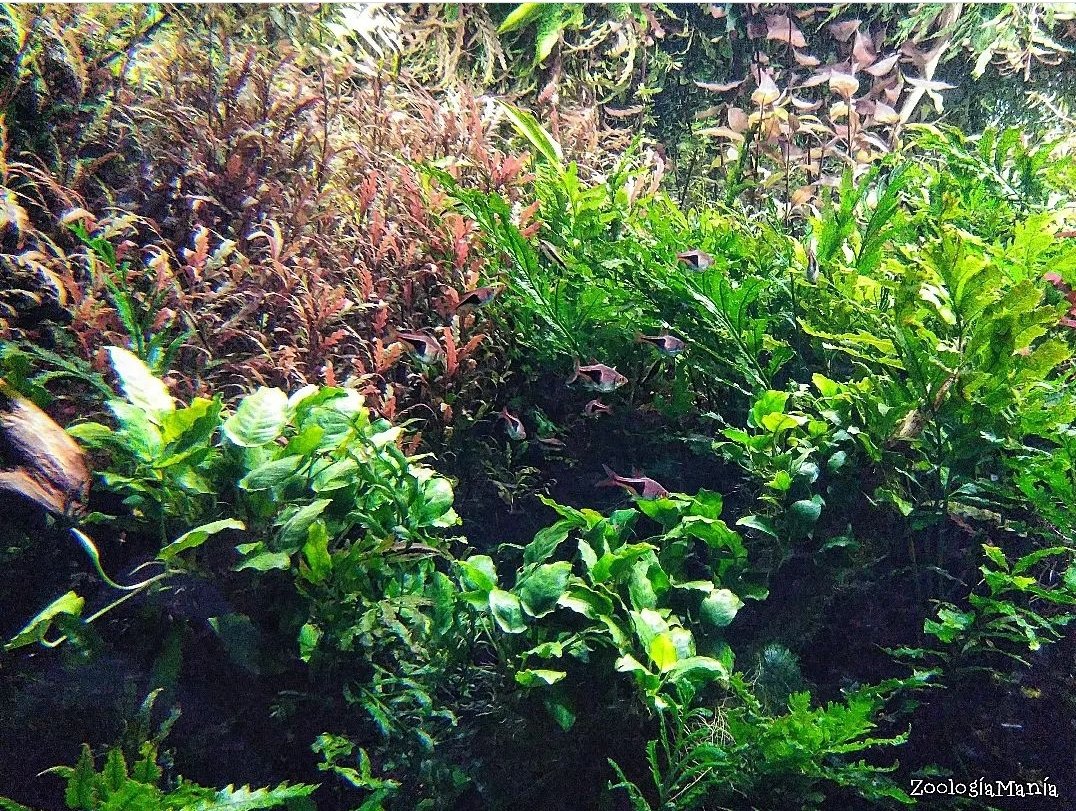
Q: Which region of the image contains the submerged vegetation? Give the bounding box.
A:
[3,3,1076,809]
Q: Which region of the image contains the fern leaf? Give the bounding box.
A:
[177,782,318,811]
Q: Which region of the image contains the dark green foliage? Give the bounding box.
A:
[5,7,1076,811]
[3,693,317,811]
[610,674,925,810]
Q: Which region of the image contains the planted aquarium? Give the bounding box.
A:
[1,4,1075,809]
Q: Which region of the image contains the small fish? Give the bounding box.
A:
[499,408,527,441]
[677,249,713,272]
[597,465,669,500]
[537,436,565,450]
[395,331,443,364]
[806,237,819,283]
[457,285,503,309]
[583,399,612,417]
[636,333,686,356]
[568,361,628,393]
[538,239,569,269]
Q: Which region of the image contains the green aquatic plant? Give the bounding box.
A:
[5,347,477,809]
[68,224,191,376]
[7,345,461,651]
[0,692,317,811]
[924,543,1076,667]
[609,672,926,810]
[462,490,755,721]
[439,113,795,420]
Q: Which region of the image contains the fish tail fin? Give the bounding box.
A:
[596,464,620,488]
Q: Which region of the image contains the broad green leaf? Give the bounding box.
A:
[666,655,730,684]
[299,622,321,663]
[736,514,777,537]
[223,387,289,447]
[514,668,566,687]
[489,589,527,633]
[648,632,679,672]
[235,551,293,572]
[627,562,657,610]
[516,561,572,617]
[761,411,808,433]
[239,456,303,491]
[769,470,793,491]
[689,490,724,519]
[636,497,685,529]
[749,390,789,429]
[790,495,824,526]
[160,397,221,449]
[558,583,613,619]
[5,591,84,650]
[459,555,498,592]
[591,543,654,583]
[812,373,842,398]
[109,401,163,457]
[65,421,116,447]
[538,495,597,529]
[301,520,333,583]
[275,499,332,550]
[614,654,650,676]
[159,519,245,560]
[631,608,669,652]
[701,589,744,628]
[418,476,454,525]
[284,424,325,457]
[544,693,576,730]
[107,346,174,418]
[524,520,572,565]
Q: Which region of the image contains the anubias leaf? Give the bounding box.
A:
[5,591,84,650]
[700,589,744,629]
[107,347,174,419]
[222,388,289,447]
[489,588,527,633]
[516,561,572,617]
